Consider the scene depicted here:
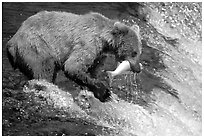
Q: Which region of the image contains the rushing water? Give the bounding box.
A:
[2,2,202,136]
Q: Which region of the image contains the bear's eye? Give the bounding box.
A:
[131,51,137,57]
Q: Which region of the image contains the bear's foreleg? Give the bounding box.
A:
[63,49,111,102]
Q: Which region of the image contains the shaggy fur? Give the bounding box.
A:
[7,11,142,102]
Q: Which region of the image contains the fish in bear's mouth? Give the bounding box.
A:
[106,60,143,79]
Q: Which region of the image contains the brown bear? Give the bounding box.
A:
[7,11,142,102]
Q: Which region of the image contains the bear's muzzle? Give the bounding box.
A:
[127,58,143,73]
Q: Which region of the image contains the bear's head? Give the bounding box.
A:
[111,22,142,73]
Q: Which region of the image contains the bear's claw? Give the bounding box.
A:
[92,82,112,102]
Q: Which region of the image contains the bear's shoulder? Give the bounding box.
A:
[88,12,107,19]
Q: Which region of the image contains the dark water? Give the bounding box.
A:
[2,2,202,136]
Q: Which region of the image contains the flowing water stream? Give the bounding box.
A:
[2,2,202,136]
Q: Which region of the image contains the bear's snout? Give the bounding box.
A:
[127,59,143,73]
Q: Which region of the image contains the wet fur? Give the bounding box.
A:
[7,11,142,102]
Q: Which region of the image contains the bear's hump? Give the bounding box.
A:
[83,12,115,29]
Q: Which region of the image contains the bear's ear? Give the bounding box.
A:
[111,22,129,36]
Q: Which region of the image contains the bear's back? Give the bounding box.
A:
[21,11,79,31]
[7,11,117,63]
[19,11,114,37]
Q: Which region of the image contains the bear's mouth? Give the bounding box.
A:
[127,58,142,73]
[106,60,142,79]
